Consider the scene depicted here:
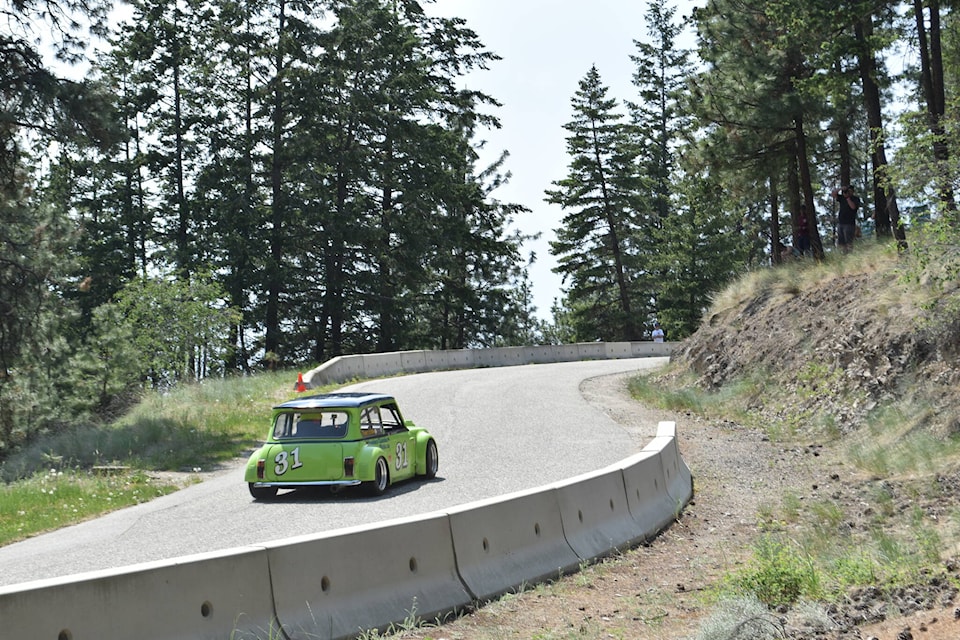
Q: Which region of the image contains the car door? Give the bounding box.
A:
[380,403,416,481]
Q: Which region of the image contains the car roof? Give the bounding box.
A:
[274,392,396,411]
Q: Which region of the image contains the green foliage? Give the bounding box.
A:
[0,188,80,455]
[627,371,705,413]
[828,552,879,589]
[108,274,242,388]
[66,303,143,419]
[725,537,821,606]
[653,174,752,339]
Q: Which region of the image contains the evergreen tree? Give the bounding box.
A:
[653,173,750,337]
[1,0,120,451]
[628,0,693,334]
[688,0,833,260]
[547,66,648,341]
[118,0,213,275]
[629,0,691,223]
[189,0,269,370]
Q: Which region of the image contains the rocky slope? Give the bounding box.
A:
[404,246,960,640]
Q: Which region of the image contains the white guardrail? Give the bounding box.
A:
[0,343,690,640]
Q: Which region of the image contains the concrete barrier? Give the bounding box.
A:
[643,421,694,507]
[361,353,404,380]
[0,546,276,640]
[575,342,606,360]
[305,355,365,387]
[399,350,429,374]
[445,349,477,368]
[604,342,634,359]
[299,342,676,388]
[446,486,580,602]
[266,512,471,640]
[616,450,682,540]
[423,350,452,370]
[631,342,663,357]
[552,465,641,561]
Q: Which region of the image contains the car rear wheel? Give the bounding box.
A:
[248,483,278,500]
[366,457,389,496]
[424,439,439,479]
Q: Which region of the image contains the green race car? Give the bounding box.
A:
[244,392,439,500]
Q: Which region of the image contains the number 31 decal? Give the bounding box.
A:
[395,442,408,471]
[275,447,303,475]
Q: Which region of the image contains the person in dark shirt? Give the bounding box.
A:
[831,185,862,253]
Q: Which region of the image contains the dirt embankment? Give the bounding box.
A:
[408,254,960,640]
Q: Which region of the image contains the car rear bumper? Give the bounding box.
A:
[250,480,362,488]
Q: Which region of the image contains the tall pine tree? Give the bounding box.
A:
[547,66,648,341]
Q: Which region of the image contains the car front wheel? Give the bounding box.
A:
[248,483,278,500]
[366,457,390,496]
[424,439,439,479]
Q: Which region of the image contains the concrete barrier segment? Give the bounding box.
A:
[643,421,694,509]
[575,342,606,360]
[555,345,580,361]
[446,486,580,603]
[551,465,641,562]
[603,342,633,359]
[264,512,470,640]
[615,450,682,541]
[399,350,428,373]
[361,353,405,380]
[444,349,477,368]
[423,350,452,370]
[304,355,365,388]
[0,546,277,640]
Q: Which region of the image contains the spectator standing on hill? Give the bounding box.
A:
[652,322,665,343]
[832,185,862,253]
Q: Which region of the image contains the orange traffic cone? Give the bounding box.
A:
[295,372,307,392]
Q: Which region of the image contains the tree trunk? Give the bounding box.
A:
[769,173,782,265]
[377,135,397,353]
[794,116,824,260]
[914,0,955,212]
[854,16,907,247]
[264,0,287,359]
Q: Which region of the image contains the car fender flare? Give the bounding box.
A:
[413,430,434,474]
[354,443,386,482]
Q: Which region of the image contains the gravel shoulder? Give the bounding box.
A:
[401,369,960,640]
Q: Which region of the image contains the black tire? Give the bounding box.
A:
[366,457,390,496]
[248,483,278,500]
[424,439,439,479]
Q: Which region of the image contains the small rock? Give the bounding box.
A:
[895,628,913,640]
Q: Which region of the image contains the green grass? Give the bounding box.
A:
[0,368,335,547]
[0,468,183,544]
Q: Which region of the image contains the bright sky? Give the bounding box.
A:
[425,0,699,320]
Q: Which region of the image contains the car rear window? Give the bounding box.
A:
[273,411,349,439]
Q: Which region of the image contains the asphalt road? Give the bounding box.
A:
[0,357,667,588]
